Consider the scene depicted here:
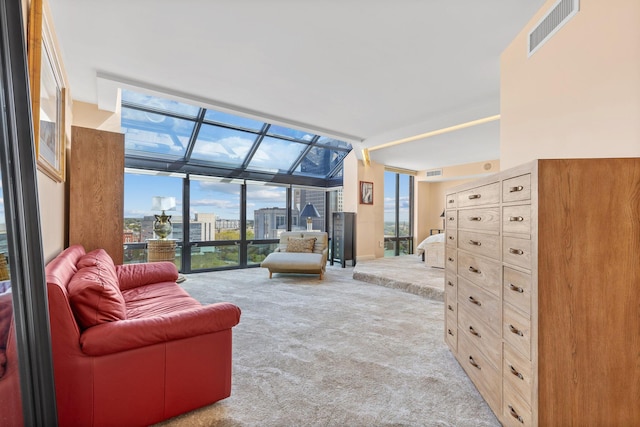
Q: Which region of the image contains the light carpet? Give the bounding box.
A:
[155,261,499,427]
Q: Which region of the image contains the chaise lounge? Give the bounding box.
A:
[260,231,329,279]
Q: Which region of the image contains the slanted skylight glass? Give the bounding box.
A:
[247,137,307,173]
[121,89,352,186]
[190,124,256,166]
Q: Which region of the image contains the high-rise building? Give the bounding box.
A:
[193,212,216,241]
[254,207,290,239]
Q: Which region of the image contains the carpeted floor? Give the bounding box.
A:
[154,258,499,427]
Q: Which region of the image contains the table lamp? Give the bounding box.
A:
[300,203,320,231]
[152,196,176,239]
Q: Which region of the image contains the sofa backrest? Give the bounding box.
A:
[45,245,86,350]
[277,231,328,254]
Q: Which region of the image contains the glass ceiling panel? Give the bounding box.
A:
[121,89,352,183]
[122,89,200,118]
[316,136,352,149]
[189,124,257,166]
[267,125,315,142]
[294,146,349,177]
[247,137,307,173]
[203,110,264,131]
[122,107,194,157]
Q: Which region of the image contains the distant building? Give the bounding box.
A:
[193,212,216,241]
[123,230,139,243]
[254,207,292,239]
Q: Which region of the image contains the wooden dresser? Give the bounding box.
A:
[444,158,640,426]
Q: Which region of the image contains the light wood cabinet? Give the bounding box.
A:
[69,126,124,264]
[444,158,640,426]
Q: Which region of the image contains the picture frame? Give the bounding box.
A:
[360,181,373,205]
[28,0,66,182]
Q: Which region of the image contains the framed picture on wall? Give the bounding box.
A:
[360,181,373,205]
[28,0,66,182]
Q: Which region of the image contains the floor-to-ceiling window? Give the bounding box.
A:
[188,176,242,271]
[383,170,414,256]
[246,182,288,265]
[123,171,183,268]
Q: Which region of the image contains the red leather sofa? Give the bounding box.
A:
[45,245,241,426]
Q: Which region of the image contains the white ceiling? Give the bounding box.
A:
[47,0,545,172]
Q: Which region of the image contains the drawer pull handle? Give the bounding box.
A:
[469,240,481,246]
[448,199,455,204]
[509,248,524,255]
[508,405,524,424]
[468,266,480,274]
[447,281,455,287]
[509,185,524,193]
[448,257,455,262]
[468,296,481,306]
[469,216,482,221]
[509,364,524,380]
[448,235,455,240]
[469,326,481,337]
[509,283,524,293]
[468,356,481,370]
[509,216,524,222]
[509,324,524,336]
[447,329,454,336]
[448,217,455,221]
[447,304,454,312]
[468,194,481,200]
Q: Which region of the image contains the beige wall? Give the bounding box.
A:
[414,160,498,244]
[501,0,640,169]
[343,152,385,261]
[72,100,122,132]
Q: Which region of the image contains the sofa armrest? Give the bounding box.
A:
[79,302,241,356]
[116,262,178,291]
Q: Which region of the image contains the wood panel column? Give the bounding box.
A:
[69,126,124,263]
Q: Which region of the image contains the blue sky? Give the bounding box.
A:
[124,173,289,220]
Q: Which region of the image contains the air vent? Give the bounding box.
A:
[528,0,579,57]
[426,169,443,177]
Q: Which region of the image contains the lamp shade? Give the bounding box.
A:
[300,203,320,218]
[152,196,176,211]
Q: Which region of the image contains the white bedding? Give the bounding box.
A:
[416,233,445,268]
[416,233,445,253]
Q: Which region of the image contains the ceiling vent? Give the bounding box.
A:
[426,169,443,178]
[528,0,579,57]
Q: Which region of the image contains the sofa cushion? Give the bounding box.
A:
[68,264,126,329]
[261,252,324,272]
[286,237,316,253]
[77,248,119,283]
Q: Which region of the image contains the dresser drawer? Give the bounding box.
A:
[445,193,457,209]
[445,294,457,319]
[458,207,500,234]
[503,267,532,316]
[503,237,532,270]
[503,304,532,360]
[457,333,502,413]
[502,174,531,203]
[458,230,500,260]
[458,306,501,370]
[503,205,532,237]
[457,251,501,296]
[503,344,533,409]
[457,277,501,334]
[445,299,457,351]
[445,273,457,298]
[445,248,457,275]
[445,229,457,247]
[457,182,500,208]
[445,210,457,229]
[503,382,533,427]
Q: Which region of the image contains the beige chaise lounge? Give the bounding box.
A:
[260,231,329,279]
